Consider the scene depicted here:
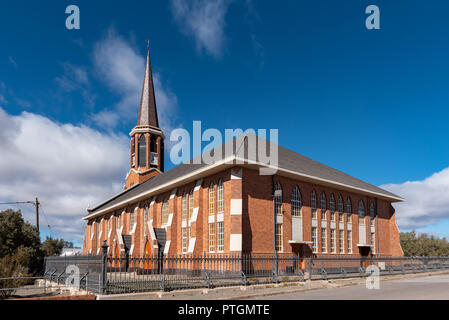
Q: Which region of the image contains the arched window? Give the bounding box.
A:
[189,189,194,219]
[329,194,336,220]
[346,197,352,223]
[311,190,317,219]
[161,200,169,225]
[338,195,344,222]
[209,183,215,216]
[291,186,302,217]
[274,182,282,215]
[320,192,327,220]
[150,135,157,153]
[138,135,147,167]
[217,180,224,214]
[358,200,365,224]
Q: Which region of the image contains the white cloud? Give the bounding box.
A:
[170,0,230,59]
[92,28,178,131]
[380,167,449,230]
[0,107,129,243]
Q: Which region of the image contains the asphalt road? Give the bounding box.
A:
[248,274,449,300]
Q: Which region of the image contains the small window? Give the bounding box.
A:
[370,203,375,226]
[330,229,336,253]
[182,228,188,253]
[189,189,194,219]
[130,210,135,230]
[339,230,344,253]
[275,223,283,252]
[312,227,317,253]
[291,186,302,217]
[347,230,352,253]
[150,135,157,153]
[217,222,224,252]
[321,227,327,253]
[208,223,216,252]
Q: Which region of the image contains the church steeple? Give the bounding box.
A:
[137,42,159,128]
[125,42,165,190]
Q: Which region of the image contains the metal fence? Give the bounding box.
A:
[42,243,449,295]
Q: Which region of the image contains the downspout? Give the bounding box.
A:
[375,198,380,257]
[272,175,278,277]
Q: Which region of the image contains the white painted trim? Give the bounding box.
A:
[129,244,134,256]
[170,188,177,199]
[129,126,165,138]
[164,213,174,227]
[230,234,242,252]
[108,228,112,238]
[190,207,199,222]
[216,213,224,222]
[85,154,403,220]
[182,220,187,228]
[339,222,344,230]
[276,214,283,224]
[98,231,102,240]
[150,197,156,206]
[330,222,336,229]
[230,199,242,215]
[116,226,124,245]
[97,248,101,255]
[321,221,327,228]
[187,238,196,253]
[208,215,215,224]
[311,219,317,227]
[163,240,171,255]
[347,224,352,231]
[130,222,137,235]
[194,179,203,191]
[231,168,242,180]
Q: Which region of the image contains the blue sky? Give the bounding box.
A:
[0,0,448,245]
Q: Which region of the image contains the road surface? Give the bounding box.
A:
[248,274,449,300]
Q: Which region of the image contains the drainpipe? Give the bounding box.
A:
[271,175,277,277]
[375,198,380,257]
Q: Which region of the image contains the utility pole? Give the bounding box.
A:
[35,197,40,235]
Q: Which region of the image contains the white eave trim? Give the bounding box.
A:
[84,155,403,220]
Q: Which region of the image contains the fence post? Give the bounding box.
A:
[101,240,108,295]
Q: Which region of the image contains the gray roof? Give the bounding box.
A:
[86,134,402,218]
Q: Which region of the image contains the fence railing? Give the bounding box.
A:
[42,242,449,295]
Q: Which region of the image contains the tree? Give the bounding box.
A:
[400,231,449,256]
[0,209,43,275]
[41,237,74,257]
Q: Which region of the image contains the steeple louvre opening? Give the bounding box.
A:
[125,43,165,190]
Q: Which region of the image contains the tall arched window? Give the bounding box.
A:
[291,186,302,217]
[358,200,365,224]
[138,135,146,167]
[209,183,215,216]
[338,195,344,222]
[274,182,282,215]
[320,192,327,220]
[346,197,352,224]
[311,190,317,219]
[217,180,224,214]
[161,200,169,225]
[329,194,336,220]
[182,193,187,221]
[370,203,375,226]
[189,189,194,219]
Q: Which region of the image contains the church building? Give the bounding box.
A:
[82,47,404,258]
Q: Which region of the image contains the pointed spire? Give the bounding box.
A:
[137,41,159,128]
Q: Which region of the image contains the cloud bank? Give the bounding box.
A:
[0,107,129,243]
[381,167,449,230]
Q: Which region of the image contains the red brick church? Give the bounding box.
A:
[82,47,404,258]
